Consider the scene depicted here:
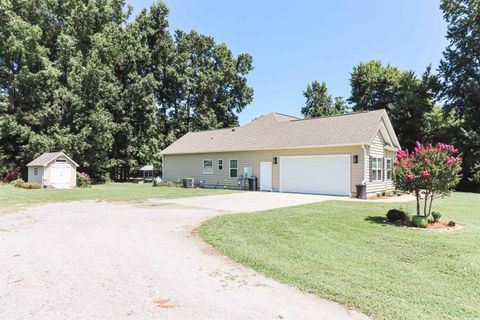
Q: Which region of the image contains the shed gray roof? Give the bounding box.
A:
[161,109,400,155]
[27,152,79,167]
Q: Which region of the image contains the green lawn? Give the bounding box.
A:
[0,183,234,214]
[200,192,480,320]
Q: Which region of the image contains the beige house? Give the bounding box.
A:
[161,109,400,197]
[27,152,79,188]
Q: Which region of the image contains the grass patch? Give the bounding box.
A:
[0,183,234,214]
[200,192,480,320]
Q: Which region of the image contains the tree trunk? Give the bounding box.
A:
[415,190,420,216]
[6,52,15,113]
[428,192,435,216]
[423,191,429,217]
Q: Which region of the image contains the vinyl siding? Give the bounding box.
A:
[27,166,44,184]
[366,132,396,194]
[163,146,365,196]
[43,156,77,188]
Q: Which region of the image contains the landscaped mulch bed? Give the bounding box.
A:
[382,219,464,232]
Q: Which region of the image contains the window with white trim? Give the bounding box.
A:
[203,159,213,174]
[229,159,238,178]
[372,157,383,181]
[218,159,223,170]
[386,158,393,180]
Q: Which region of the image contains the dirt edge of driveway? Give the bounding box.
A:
[190,220,371,320]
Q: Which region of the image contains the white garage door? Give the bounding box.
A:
[50,164,71,188]
[280,155,350,196]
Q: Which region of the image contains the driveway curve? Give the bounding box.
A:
[0,192,369,320]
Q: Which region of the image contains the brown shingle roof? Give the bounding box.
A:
[161,110,392,155]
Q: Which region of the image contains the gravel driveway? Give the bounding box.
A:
[0,192,369,320]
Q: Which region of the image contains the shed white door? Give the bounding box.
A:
[280,155,350,196]
[50,164,71,188]
[260,162,272,191]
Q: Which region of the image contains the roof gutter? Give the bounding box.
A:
[160,143,365,156]
[384,145,399,152]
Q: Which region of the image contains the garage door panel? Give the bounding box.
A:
[50,164,71,187]
[280,155,350,196]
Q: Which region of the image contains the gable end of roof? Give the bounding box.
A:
[27,152,79,167]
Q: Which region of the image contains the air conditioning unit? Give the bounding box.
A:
[182,178,194,188]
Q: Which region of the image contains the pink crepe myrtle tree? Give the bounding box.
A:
[394,142,462,217]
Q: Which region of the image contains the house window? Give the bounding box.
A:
[218,159,223,170]
[229,159,238,178]
[55,159,67,163]
[372,157,383,181]
[386,158,393,180]
[203,159,213,174]
[33,167,38,175]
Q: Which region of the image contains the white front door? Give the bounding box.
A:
[50,164,71,188]
[280,155,350,196]
[260,162,272,191]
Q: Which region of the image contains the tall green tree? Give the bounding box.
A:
[0,0,59,166]
[0,0,254,181]
[348,61,402,111]
[422,105,459,146]
[301,80,346,118]
[170,30,253,134]
[348,61,436,150]
[439,0,480,191]
[333,96,348,114]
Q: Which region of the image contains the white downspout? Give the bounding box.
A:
[161,155,165,180]
[361,144,368,185]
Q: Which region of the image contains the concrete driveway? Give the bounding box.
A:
[0,192,369,320]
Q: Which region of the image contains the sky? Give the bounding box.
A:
[127,0,448,125]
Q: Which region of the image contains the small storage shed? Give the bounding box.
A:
[27,152,79,188]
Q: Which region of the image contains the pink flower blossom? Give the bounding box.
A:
[446,156,458,166]
[406,174,414,182]
[396,150,408,160]
[421,171,430,178]
[436,142,459,154]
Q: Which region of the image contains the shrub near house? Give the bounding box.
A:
[76,172,92,188]
[393,142,462,227]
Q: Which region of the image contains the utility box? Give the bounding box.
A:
[243,167,253,178]
[182,178,194,188]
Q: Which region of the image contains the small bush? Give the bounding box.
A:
[77,172,92,188]
[22,182,41,189]
[12,178,25,188]
[386,209,409,222]
[153,181,181,188]
[412,215,428,228]
[1,167,21,183]
[11,179,41,189]
[432,212,442,222]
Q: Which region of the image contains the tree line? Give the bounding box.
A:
[1,0,478,192]
[300,0,479,192]
[0,0,253,181]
